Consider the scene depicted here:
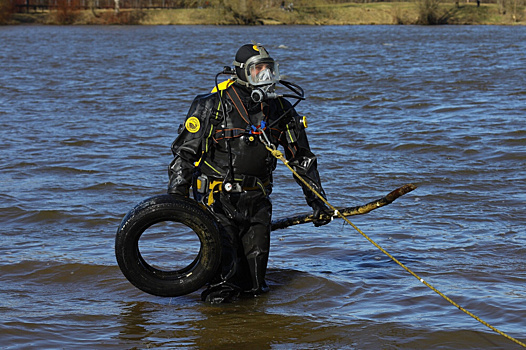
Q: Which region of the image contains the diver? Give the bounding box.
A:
[167,43,331,304]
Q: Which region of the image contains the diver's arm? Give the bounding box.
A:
[278,105,327,206]
[168,95,214,197]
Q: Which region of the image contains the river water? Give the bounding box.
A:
[1,25,525,349]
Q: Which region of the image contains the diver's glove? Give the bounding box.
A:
[311,199,333,227]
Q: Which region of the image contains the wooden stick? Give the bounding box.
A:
[270,183,417,231]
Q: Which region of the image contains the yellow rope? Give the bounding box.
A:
[267,145,526,348]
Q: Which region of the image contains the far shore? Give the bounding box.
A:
[6,2,526,26]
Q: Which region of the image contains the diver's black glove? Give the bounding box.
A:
[311,199,333,227]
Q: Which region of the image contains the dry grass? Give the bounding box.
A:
[9,2,526,25]
[140,8,231,25]
[138,2,525,25]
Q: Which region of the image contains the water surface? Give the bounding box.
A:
[1,25,525,349]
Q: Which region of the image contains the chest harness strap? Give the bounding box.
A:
[210,85,269,194]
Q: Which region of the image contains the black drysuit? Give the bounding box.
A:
[168,83,326,301]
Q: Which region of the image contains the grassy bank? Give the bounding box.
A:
[6,1,526,25]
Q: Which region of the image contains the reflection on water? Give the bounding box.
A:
[138,221,202,271]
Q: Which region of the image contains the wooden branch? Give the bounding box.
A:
[270,183,417,232]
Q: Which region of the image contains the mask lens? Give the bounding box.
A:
[256,67,273,82]
[247,61,279,86]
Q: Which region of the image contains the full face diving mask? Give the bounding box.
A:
[232,44,281,102]
[227,43,304,105]
[245,57,280,103]
[245,58,280,87]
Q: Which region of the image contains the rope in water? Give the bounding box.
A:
[265,145,526,348]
